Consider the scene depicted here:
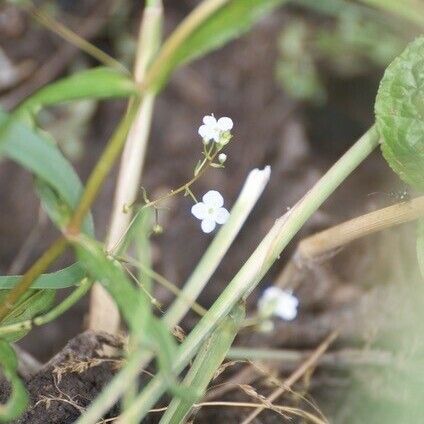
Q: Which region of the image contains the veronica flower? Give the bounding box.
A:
[258,287,299,321]
[198,115,233,144]
[191,190,230,233]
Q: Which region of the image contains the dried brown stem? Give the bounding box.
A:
[240,330,338,424]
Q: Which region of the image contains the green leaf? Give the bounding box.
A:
[0,263,85,290]
[151,0,286,90]
[418,219,424,279]
[0,111,94,235]
[159,303,245,424]
[73,235,183,393]
[375,37,424,190]
[15,67,137,118]
[0,341,28,421]
[0,290,55,342]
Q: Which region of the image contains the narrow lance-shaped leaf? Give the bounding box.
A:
[159,302,245,424]
[0,341,28,422]
[375,36,424,191]
[72,235,182,392]
[14,67,138,118]
[0,264,85,290]
[0,290,55,341]
[0,110,94,234]
[150,0,286,91]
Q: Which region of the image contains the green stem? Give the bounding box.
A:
[163,166,271,329]
[75,162,271,424]
[0,238,67,322]
[159,303,245,424]
[359,0,424,27]
[67,101,140,234]
[140,0,229,90]
[117,126,380,422]
[25,1,128,72]
[0,279,92,336]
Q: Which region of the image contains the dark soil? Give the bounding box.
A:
[0,331,122,423]
[0,1,421,423]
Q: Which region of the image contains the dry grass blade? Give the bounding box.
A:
[240,330,338,424]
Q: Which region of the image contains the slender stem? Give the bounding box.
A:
[75,165,271,424]
[359,0,424,27]
[0,89,139,324]
[117,126,380,422]
[227,347,394,368]
[297,195,424,261]
[111,147,220,253]
[0,278,92,336]
[24,0,128,72]
[159,303,245,424]
[240,331,338,424]
[140,0,229,90]
[121,256,207,317]
[67,101,139,234]
[0,238,67,322]
[163,166,271,329]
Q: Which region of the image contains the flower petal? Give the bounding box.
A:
[199,124,214,140]
[202,190,224,208]
[191,202,208,220]
[203,115,217,126]
[201,218,216,233]
[214,207,230,224]
[275,303,298,321]
[217,117,233,131]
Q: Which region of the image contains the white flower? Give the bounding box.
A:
[198,115,233,144]
[191,190,230,233]
[258,287,299,321]
[218,153,227,164]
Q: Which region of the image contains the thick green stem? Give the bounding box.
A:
[159,303,245,424]
[117,126,380,422]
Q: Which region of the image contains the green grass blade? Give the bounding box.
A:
[150,0,287,91]
[159,303,245,424]
[72,235,181,391]
[0,263,85,289]
[15,67,137,117]
[0,111,94,235]
[0,289,55,341]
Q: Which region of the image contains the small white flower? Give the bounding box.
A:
[191,190,230,233]
[258,287,299,321]
[218,153,227,164]
[198,115,233,144]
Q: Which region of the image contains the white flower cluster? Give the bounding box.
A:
[258,287,299,321]
[191,114,235,233]
[198,115,233,145]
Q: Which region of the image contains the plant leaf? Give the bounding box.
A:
[15,67,137,118]
[151,0,286,90]
[0,341,28,421]
[375,36,424,190]
[73,235,179,385]
[159,303,245,424]
[0,289,55,341]
[0,263,85,290]
[0,110,94,234]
